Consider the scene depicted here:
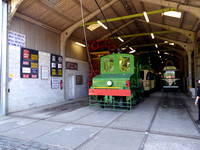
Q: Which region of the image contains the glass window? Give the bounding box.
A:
[161,71,165,79]
[165,71,175,79]
[104,57,114,72]
[150,72,154,80]
[146,72,151,80]
[119,57,130,72]
[140,71,144,80]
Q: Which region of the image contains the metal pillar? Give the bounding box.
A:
[0,1,8,115]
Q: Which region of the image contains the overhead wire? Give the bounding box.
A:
[94,0,120,52]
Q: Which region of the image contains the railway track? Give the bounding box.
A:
[139,91,200,150]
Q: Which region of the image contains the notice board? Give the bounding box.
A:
[20,47,38,78]
[51,77,59,89]
[66,62,78,70]
[50,54,63,77]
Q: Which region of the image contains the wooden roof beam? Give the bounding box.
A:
[14,12,61,34]
[139,0,200,19]
[137,18,195,42]
[9,0,24,22]
[155,35,188,51]
[82,8,177,26]
[110,30,174,39]
[98,19,136,40]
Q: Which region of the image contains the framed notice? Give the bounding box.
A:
[76,75,83,85]
[41,66,48,80]
[20,47,38,78]
[66,62,78,70]
[51,77,59,89]
[50,54,63,77]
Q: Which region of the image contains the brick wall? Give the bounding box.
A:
[8,45,64,113]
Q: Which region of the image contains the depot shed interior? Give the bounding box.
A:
[1,0,200,114]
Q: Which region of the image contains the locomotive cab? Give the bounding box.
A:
[89,53,144,110]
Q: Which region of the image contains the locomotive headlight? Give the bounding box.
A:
[107,80,113,86]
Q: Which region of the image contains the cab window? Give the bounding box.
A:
[161,71,165,79]
[150,73,154,80]
[166,71,175,79]
[140,71,144,80]
[146,72,151,80]
[104,57,114,72]
[119,57,130,72]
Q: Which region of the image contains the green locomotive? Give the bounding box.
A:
[89,53,144,110]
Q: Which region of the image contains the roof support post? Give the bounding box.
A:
[0,1,8,115]
[187,50,192,88]
[60,0,118,101]
[194,43,200,96]
[139,0,200,19]
[8,0,25,22]
[187,44,194,88]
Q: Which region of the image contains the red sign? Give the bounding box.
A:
[23,61,29,65]
[31,74,37,78]
[23,74,29,78]
[23,49,29,59]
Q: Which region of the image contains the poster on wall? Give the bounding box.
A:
[50,54,63,77]
[51,77,59,89]
[41,66,48,80]
[66,62,78,70]
[20,47,38,78]
[8,31,26,47]
[76,75,83,85]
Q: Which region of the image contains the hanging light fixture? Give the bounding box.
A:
[163,11,182,18]
[143,11,149,22]
[75,42,86,47]
[151,33,155,39]
[129,50,136,53]
[118,37,124,42]
[97,20,108,29]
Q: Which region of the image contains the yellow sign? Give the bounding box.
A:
[59,70,62,76]
[52,69,56,75]
[9,74,13,78]
[31,63,38,68]
[31,54,38,60]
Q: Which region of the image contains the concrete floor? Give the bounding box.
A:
[0,91,200,150]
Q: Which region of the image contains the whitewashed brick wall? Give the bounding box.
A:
[65,57,88,101]
[8,45,64,113]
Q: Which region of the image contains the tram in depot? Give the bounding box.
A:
[161,61,180,90]
[140,68,156,95]
[89,53,144,110]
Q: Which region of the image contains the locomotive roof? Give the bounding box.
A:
[101,53,133,58]
[162,66,178,71]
